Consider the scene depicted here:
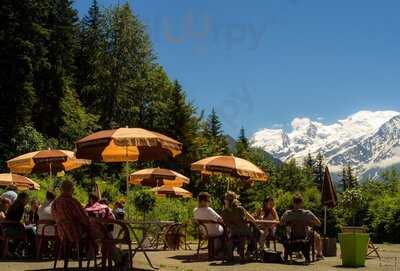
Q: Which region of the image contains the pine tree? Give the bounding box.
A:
[161,79,201,169]
[202,109,229,155]
[94,3,156,128]
[32,0,81,138]
[0,0,49,167]
[346,164,358,188]
[341,164,358,190]
[304,153,315,169]
[75,0,105,111]
[313,152,325,191]
[236,126,249,157]
[341,167,348,191]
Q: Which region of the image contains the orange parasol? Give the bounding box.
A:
[191,155,267,188]
[75,128,182,162]
[152,185,192,198]
[0,173,40,191]
[7,149,90,176]
[129,168,189,188]
[75,128,183,193]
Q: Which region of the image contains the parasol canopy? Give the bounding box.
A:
[7,149,91,175]
[75,128,182,162]
[321,166,338,236]
[321,166,338,208]
[191,155,267,181]
[129,168,189,187]
[152,185,192,198]
[0,173,40,191]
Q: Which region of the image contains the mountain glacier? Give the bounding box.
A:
[251,110,400,178]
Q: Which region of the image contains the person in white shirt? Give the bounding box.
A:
[37,191,56,236]
[193,192,224,237]
[194,192,225,257]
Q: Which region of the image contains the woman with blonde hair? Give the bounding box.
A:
[221,191,263,259]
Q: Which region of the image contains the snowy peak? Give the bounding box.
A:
[251,110,400,178]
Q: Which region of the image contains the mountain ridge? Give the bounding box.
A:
[251,110,400,178]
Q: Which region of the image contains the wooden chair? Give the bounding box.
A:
[282,222,316,264]
[53,220,98,270]
[36,219,57,258]
[0,220,27,258]
[195,219,225,260]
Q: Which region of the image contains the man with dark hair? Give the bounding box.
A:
[193,192,224,237]
[280,193,323,263]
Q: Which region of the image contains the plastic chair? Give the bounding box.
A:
[36,219,57,258]
[195,219,226,260]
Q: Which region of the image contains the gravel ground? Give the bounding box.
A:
[1,243,399,271]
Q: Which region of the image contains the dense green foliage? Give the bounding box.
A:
[1,0,400,244]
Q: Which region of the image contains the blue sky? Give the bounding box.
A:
[74,0,400,137]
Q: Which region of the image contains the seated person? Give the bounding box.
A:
[280,193,323,263]
[113,201,125,220]
[85,193,115,220]
[5,192,36,256]
[28,199,40,225]
[37,190,56,236]
[193,192,224,255]
[254,197,279,249]
[1,190,18,205]
[0,197,12,220]
[221,191,263,258]
[52,180,128,269]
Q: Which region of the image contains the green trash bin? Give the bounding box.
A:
[339,233,369,267]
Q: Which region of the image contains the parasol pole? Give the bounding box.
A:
[125,145,129,194]
[324,205,327,236]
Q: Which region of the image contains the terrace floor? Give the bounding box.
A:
[1,243,399,271]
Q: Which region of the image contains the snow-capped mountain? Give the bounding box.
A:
[251,110,400,178]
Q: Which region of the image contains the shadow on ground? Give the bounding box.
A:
[26,268,152,271]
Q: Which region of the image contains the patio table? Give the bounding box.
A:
[122,220,176,269]
[255,219,280,226]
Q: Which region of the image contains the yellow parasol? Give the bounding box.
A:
[191,155,267,190]
[7,149,90,178]
[0,173,40,191]
[152,185,192,198]
[129,168,189,188]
